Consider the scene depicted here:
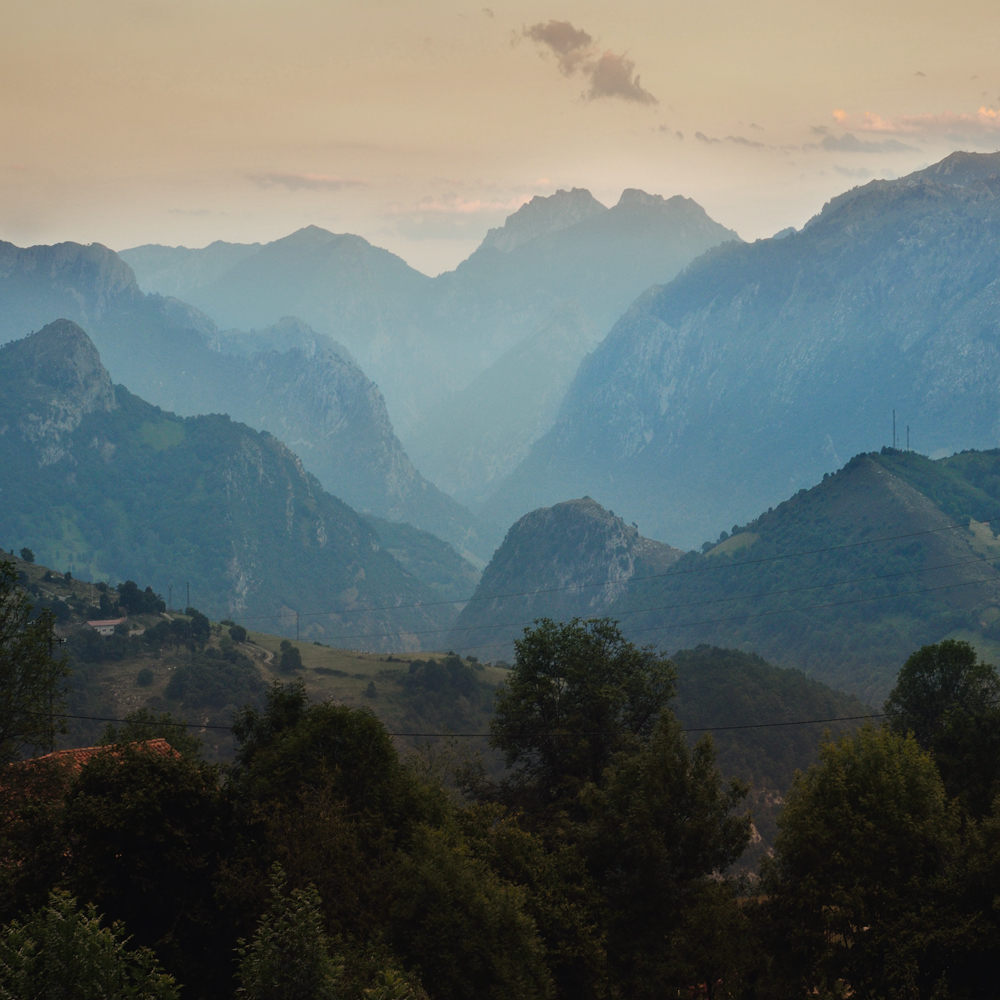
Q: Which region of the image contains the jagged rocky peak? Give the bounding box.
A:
[914,149,1000,188]
[613,188,718,220]
[0,319,117,419]
[485,496,683,596]
[479,188,608,253]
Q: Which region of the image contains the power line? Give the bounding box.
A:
[228,513,1000,624]
[250,562,999,647]
[42,710,884,738]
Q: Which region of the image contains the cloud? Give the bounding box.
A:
[832,109,848,124]
[586,51,656,104]
[915,70,925,76]
[820,132,918,153]
[250,172,366,192]
[523,20,656,104]
[695,131,765,148]
[860,107,1000,144]
[524,20,593,74]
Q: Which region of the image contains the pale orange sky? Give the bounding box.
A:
[2,0,999,274]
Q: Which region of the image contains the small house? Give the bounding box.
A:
[86,616,126,636]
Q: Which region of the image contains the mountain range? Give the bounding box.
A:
[0,240,488,560]
[0,320,456,647]
[484,152,1000,546]
[121,188,740,498]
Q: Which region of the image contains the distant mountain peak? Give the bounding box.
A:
[479,188,607,253]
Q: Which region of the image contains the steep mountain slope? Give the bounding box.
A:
[448,497,683,657]
[456,451,1000,701]
[409,303,601,503]
[0,321,453,648]
[484,151,1000,546]
[0,242,491,560]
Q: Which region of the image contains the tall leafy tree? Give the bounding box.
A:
[884,639,1000,817]
[0,558,69,762]
[762,725,960,998]
[489,617,675,821]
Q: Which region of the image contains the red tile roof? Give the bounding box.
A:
[86,617,127,628]
[28,738,179,771]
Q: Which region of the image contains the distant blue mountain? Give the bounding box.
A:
[483,151,1000,548]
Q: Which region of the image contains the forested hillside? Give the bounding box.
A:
[455,449,1000,702]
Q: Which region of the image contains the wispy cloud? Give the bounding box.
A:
[523,20,656,105]
[249,172,367,192]
[821,132,918,153]
[695,131,764,148]
[859,107,1000,143]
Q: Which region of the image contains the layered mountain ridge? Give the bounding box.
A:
[121,188,741,490]
[0,321,455,648]
[0,242,489,560]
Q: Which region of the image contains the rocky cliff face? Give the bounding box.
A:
[0,322,453,648]
[448,497,683,659]
[0,320,117,466]
[0,241,141,345]
[484,151,1000,548]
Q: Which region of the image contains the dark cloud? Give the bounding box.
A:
[820,132,919,153]
[915,70,925,76]
[586,51,656,104]
[524,20,656,104]
[695,131,720,144]
[250,172,366,192]
[524,20,593,74]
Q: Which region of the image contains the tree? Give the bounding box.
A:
[761,724,960,998]
[116,580,166,615]
[884,639,1000,817]
[236,864,341,1000]
[278,640,303,675]
[390,825,552,1000]
[0,558,70,762]
[18,547,34,564]
[0,890,179,1000]
[584,716,750,998]
[489,618,675,820]
[64,738,228,995]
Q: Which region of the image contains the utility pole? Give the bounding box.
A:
[893,410,896,450]
[296,611,300,641]
[907,425,909,451]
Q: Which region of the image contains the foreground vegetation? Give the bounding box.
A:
[4,557,1000,997]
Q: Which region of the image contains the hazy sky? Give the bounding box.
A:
[3,0,999,274]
